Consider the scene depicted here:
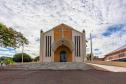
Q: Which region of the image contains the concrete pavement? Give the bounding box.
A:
[87,63,126,72]
[0,63,126,84]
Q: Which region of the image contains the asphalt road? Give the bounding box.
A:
[0,65,126,84]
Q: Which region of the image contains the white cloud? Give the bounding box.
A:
[0,0,126,58]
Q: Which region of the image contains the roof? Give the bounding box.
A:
[43,23,84,34]
[115,44,126,51]
[105,44,126,56]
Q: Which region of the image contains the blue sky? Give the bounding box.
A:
[0,0,126,58]
[102,24,126,37]
[0,47,16,57]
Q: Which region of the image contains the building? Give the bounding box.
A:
[40,23,86,63]
[104,44,126,61]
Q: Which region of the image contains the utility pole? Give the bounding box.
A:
[22,42,24,63]
[90,33,93,61]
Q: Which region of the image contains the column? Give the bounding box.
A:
[82,30,86,62]
[40,30,44,63]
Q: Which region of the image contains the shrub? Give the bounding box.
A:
[13,53,32,62]
[0,56,5,61]
[0,56,14,65]
[4,58,14,65]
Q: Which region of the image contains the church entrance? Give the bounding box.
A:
[54,45,72,62]
[60,51,67,62]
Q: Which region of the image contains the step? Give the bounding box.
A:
[5,62,92,70]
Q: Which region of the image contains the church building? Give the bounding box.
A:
[40,23,86,63]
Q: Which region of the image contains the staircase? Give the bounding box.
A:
[6,62,92,70]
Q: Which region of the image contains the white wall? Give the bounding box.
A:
[42,30,54,62]
[72,30,84,62]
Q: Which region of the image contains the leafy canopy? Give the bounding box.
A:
[13,53,32,62]
[0,23,28,48]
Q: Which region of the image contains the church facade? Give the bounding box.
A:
[40,23,86,63]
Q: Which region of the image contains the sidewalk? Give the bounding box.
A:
[87,63,126,72]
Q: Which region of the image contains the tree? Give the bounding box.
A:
[4,57,14,65]
[13,53,32,62]
[0,23,28,48]
[0,56,5,61]
[86,54,91,61]
[34,56,39,62]
[0,56,14,65]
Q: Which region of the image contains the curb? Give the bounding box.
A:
[86,63,110,72]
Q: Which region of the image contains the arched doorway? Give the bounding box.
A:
[60,51,67,62]
[54,45,72,62]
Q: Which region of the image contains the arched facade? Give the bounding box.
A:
[40,23,86,63]
[54,45,72,62]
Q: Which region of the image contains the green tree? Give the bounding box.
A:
[0,56,14,65]
[34,56,39,62]
[4,57,14,65]
[0,23,28,48]
[13,53,32,62]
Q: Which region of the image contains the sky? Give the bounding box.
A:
[0,0,126,58]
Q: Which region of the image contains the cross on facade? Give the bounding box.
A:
[58,27,68,50]
[59,27,67,40]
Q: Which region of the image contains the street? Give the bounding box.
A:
[0,66,126,84]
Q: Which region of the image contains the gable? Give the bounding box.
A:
[53,24,72,41]
[44,23,82,34]
[53,23,73,30]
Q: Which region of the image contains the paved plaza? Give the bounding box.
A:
[0,63,126,84]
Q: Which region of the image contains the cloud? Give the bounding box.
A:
[0,0,126,58]
[102,24,125,37]
[89,23,126,57]
[0,47,15,57]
